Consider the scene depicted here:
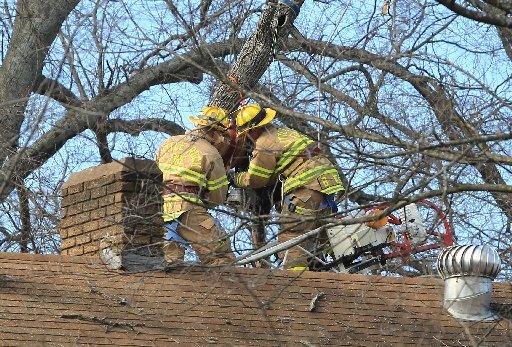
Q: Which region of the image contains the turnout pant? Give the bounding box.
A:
[163,207,234,266]
[279,188,331,270]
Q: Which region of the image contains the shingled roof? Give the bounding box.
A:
[0,252,511,346]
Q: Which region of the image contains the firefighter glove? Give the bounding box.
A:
[229,171,243,188]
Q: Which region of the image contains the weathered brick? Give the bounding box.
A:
[116,171,150,182]
[60,237,76,250]
[91,229,107,242]
[84,174,117,189]
[66,245,84,256]
[124,224,163,237]
[59,216,79,229]
[65,225,85,238]
[65,183,84,195]
[82,242,101,255]
[73,212,91,225]
[106,181,136,194]
[59,159,166,257]
[82,220,99,233]
[96,225,124,239]
[75,232,91,246]
[91,225,123,240]
[60,213,90,228]
[126,235,152,247]
[102,231,125,246]
[122,215,163,228]
[58,228,68,239]
[98,194,116,207]
[90,207,106,220]
[66,202,84,216]
[130,204,162,216]
[113,192,127,204]
[90,186,107,199]
[82,199,99,212]
[106,203,124,216]
[61,190,91,207]
[98,217,116,229]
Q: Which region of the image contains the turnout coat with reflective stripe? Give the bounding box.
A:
[234,125,344,195]
[155,131,229,221]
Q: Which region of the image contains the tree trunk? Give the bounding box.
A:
[209,0,305,112]
[0,0,79,188]
[208,0,305,253]
[17,183,31,253]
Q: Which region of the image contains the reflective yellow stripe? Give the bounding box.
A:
[275,137,313,173]
[160,164,227,191]
[162,210,185,221]
[159,164,207,187]
[293,205,320,215]
[235,172,244,187]
[321,176,329,188]
[162,195,204,222]
[283,165,336,193]
[321,184,344,195]
[208,175,229,190]
[320,174,344,194]
[248,163,273,178]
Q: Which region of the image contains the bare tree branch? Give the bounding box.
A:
[436,0,512,27]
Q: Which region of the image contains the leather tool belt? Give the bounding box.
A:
[162,184,200,195]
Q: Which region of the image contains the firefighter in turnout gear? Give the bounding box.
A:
[231,104,344,270]
[155,106,234,266]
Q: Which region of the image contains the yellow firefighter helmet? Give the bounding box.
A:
[235,104,276,136]
[189,106,230,130]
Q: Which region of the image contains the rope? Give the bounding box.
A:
[228,75,247,106]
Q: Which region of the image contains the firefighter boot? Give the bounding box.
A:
[162,241,185,264]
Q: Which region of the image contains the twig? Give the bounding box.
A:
[61,314,145,332]
[309,292,325,312]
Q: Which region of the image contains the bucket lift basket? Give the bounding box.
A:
[235,199,454,274]
[325,200,454,273]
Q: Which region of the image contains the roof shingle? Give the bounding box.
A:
[0,252,510,346]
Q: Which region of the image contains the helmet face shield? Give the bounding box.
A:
[189,106,230,130]
[235,104,276,136]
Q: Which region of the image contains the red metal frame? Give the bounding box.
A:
[365,199,454,261]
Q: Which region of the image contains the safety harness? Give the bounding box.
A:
[162,184,200,195]
[242,130,344,195]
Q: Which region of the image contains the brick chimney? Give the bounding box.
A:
[59,157,165,270]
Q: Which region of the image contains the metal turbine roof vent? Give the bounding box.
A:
[437,245,501,321]
[437,244,501,279]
